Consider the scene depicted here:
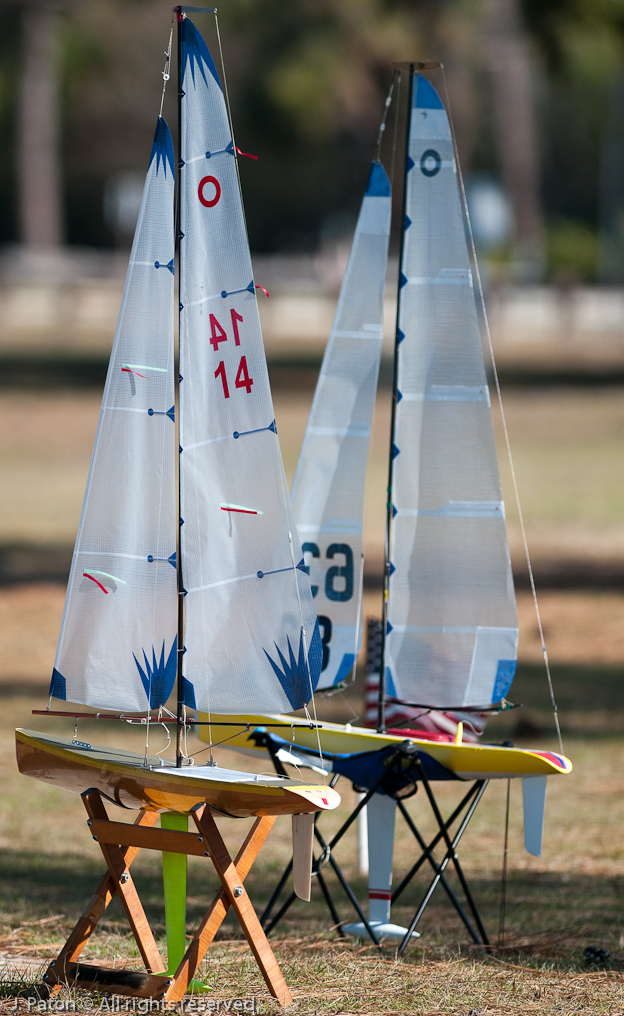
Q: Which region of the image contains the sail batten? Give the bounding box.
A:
[291,160,392,690]
[385,73,518,723]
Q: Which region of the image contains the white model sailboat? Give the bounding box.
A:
[17,10,337,812]
[15,9,338,1005]
[210,65,571,777]
[208,65,572,937]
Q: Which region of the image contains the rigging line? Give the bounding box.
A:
[206,13,274,760]
[188,727,253,756]
[148,9,175,749]
[386,695,517,714]
[214,12,253,258]
[183,704,190,759]
[160,18,175,118]
[375,70,399,163]
[272,387,325,771]
[439,66,564,757]
[274,418,326,769]
[284,528,326,781]
[155,706,173,759]
[389,70,402,195]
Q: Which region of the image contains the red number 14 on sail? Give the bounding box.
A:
[214,356,254,398]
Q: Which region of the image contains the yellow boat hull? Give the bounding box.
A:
[15,728,340,818]
[198,714,573,780]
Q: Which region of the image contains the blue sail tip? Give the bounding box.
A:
[365,161,391,197]
[182,677,196,709]
[180,16,222,92]
[413,74,444,110]
[263,623,321,709]
[491,659,517,702]
[133,637,177,708]
[50,668,67,701]
[149,117,175,178]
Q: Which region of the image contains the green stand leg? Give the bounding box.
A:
[161,812,211,993]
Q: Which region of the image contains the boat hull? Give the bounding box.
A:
[15,729,340,818]
[198,714,573,779]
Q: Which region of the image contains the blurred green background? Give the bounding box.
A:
[2,0,624,280]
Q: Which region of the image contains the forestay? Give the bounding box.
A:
[178,17,321,712]
[50,118,178,711]
[291,162,391,689]
[385,74,518,714]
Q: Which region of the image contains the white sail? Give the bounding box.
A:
[178,17,321,713]
[291,162,391,689]
[51,118,177,712]
[385,74,518,714]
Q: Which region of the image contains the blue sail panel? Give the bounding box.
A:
[50,117,177,712]
[179,18,320,712]
[291,161,391,689]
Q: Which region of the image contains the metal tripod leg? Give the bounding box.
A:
[259,759,400,945]
[395,796,479,938]
[392,782,482,903]
[397,773,490,954]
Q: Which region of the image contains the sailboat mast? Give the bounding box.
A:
[377,63,415,734]
[175,7,185,767]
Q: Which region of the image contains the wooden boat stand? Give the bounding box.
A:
[42,788,293,1006]
[255,732,490,952]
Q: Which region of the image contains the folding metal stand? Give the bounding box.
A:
[392,761,489,952]
[42,788,293,1005]
[253,730,490,951]
[256,737,391,948]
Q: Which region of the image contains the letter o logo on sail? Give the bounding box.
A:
[420,149,442,177]
[198,175,221,207]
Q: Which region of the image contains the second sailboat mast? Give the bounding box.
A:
[377,63,415,734]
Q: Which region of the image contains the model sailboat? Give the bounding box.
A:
[15,9,338,1005]
[208,66,572,937]
[210,65,571,775]
[209,63,573,942]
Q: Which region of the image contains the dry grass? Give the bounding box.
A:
[2,384,624,1010]
[6,386,624,573]
[1,665,624,1011]
[1,952,624,1015]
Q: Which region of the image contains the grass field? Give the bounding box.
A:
[5,384,624,572]
[1,384,624,1012]
[1,584,624,1013]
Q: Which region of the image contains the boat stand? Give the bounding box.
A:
[42,788,293,1006]
[255,731,490,949]
[392,763,489,953]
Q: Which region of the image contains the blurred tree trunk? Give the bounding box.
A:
[482,0,544,279]
[598,70,624,284]
[17,0,64,247]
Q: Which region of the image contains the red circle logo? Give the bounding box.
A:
[198,175,221,207]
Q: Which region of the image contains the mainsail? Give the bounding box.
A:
[291,161,391,689]
[384,73,518,719]
[51,118,177,712]
[178,18,321,712]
